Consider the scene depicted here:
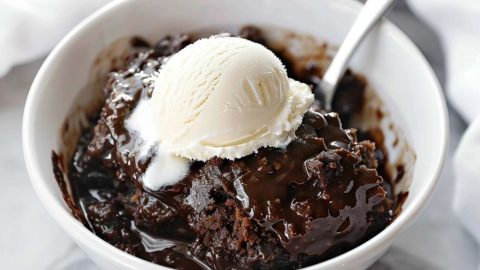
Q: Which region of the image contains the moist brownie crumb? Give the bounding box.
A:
[154,34,192,57]
[54,26,398,270]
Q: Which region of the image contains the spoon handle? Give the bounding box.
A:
[322,0,396,110]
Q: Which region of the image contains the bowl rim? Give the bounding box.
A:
[22,0,449,269]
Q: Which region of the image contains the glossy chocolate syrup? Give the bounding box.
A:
[53,27,398,270]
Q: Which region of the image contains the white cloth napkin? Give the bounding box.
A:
[0,0,111,77]
[407,0,480,257]
[1,0,479,269]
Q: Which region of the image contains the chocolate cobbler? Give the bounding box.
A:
[53,26,404,269]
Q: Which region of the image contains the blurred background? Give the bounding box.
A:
[0,0,478,269]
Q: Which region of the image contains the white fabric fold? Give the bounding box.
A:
[407,0,480,123]
[407,0,480,265]
[0,0,111,77]
[454,117,480,242]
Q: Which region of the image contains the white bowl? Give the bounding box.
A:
[23,0,448,269]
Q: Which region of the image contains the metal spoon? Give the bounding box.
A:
[321,0,396,111]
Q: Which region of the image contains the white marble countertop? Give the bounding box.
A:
[0,2,478,269]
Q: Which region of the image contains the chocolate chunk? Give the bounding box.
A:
[154,34,192,57]
[239,25,267,45]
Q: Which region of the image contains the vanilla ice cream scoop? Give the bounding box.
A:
[152,36,313,161]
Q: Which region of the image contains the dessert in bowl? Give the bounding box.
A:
[23,0,448,269]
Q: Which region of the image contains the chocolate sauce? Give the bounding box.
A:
[53,27,400,270]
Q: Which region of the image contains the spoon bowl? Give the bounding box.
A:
[322,0,396,110]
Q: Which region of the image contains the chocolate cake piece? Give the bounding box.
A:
[54,26,396,270]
